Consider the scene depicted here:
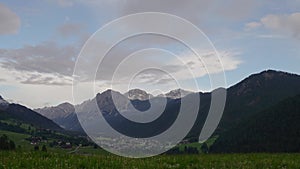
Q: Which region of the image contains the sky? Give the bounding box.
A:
[0,0,299,108]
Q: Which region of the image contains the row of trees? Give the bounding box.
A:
[166,143,209,154]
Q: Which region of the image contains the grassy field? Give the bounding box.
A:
[0,130,31,150]
[1,130,299,168]
[1,151,300,169]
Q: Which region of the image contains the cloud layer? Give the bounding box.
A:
[6,0,297,108]
[246,12,300,39]
[0,41,77,77]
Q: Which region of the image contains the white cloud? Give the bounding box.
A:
[91,49,241,92]
[0,27,242,93]
[256,34,285,39]
[244,22,262,31]
[17,72,72,86]
[261,13,300,38]
[0,41,78,78]
[246,12,300,39]
[0,3,21,35]
[0,66,73,108]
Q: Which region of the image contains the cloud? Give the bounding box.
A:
[255,34,285,39]
[19,72,72,86]
[92,48,241,88]
[0,1,243,96]
[1,0,250,107]
[0,66,74,108]
[57,23,85,38]
[261,13,300,38]
[244,22,262,31]
[0,3,21,35]
[88,49,242,96]
[245,12,300,39]
[70,30,242,92]
[0,41,78,77]
[0,6,241,92]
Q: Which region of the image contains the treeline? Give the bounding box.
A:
[211,94,300,153]
[0,134,15,150]
[0,121,28,134]
[165,143,209,155]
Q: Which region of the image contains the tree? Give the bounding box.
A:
[9,140,15,150]
[166,147,180,154]
[93,144,98,149]
[0,134,16,150]
[34,145,39,151]
[184,147,199,154]
[42,145,47,152]
[201,143,209,154]
[0,135,8,150]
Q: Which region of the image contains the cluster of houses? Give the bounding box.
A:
[27,136,72,149]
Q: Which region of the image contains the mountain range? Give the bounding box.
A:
[34,88,192,132]
[36,70,300,137]
[1,69,300,153]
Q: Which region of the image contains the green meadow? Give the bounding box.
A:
[1,130,300,169]
[1,151,300,169]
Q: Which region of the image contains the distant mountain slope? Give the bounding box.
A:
[0,97,94,148]
[35,103,83,132]
[219,70,300,131]
[211,94,300,153]
[188,70,300,139]
[35,102,74,120]
[0,97,62,131]
[0,95,9,110]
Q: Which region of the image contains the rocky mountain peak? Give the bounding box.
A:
[124,89,153,101]
[57,102,74,112]
[34,102,75,119]
[164,89,192,99]
[0,95,9,110]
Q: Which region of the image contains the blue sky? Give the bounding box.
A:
[0,0,299,108]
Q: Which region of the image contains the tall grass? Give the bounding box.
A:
[1,151,300,169]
